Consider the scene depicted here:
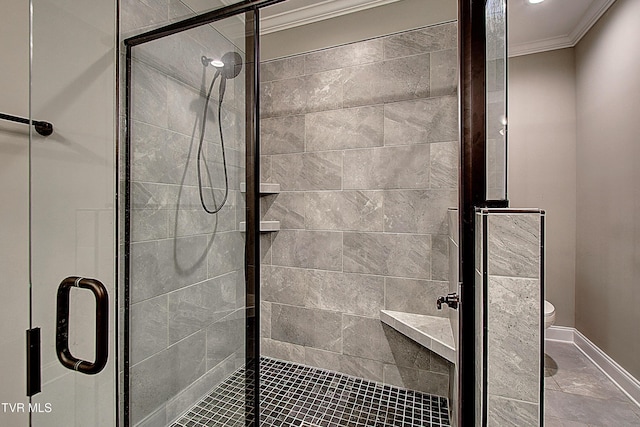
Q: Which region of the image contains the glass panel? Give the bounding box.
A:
[126,13,247,427]
[486,0,507,200]
[30,0,117,425]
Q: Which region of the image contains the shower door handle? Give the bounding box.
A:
[55,276,109,375]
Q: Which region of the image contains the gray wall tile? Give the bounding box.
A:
[383,189,457,234]
[385,278,448,317]
[207,231,245,278]
[488,214,541,278]
[487,275,540,403]
[304,39,383,74]
[383,22,457,59]
[130,331,206,425]
[430,49,458,97]
[306,271,384,318]
[272,230,343,271]
[261,338,305,364]
[305,69,344,113]
[261,115,305,155]
[261,55,305,82]
[384,96,458,145]
[131,295,168,365]
[262,192,305,229]
[432,234,450,281]
[271,304,342,352]
[168,272,237,344]
[206,310,244,369]
[344,145,430,190]
[261,265,308,306]
[431,141,459,189]
[305,348,384,383]
[344,232,431,279]
[306,106,384,151]
[343,315,394,363]
[271,151,342,191]
[487,395,538,427]
[261,77,306,118]
[383,364,449,396]
[131,62,168,128]
[121,0,168,34]
[304,191,383,231]
[261,302,271,339]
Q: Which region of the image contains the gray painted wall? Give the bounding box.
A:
[259,22,459,397]
[508,48,577,328]
[0,2,30,426]
[575,0,640,380]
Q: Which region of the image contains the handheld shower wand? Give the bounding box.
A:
[197,52,243,214]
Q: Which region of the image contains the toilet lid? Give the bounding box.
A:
[544,300,555,316]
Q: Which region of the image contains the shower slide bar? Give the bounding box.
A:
[0,112,53,136]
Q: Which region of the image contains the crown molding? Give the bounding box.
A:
[509,0,616,57]
[260,0,401,35]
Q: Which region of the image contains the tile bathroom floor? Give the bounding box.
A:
[545,340,640,426]
[172,357,450,427]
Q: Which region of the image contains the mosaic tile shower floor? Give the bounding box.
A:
[172,357,450,427]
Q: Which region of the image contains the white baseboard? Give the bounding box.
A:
[545,326,575,343]
[544,326,640,408]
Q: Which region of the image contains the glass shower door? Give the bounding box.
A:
[125,8,255,426]
[29,0,117,425]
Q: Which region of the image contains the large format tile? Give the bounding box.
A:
[343,54,430,107]
[304,69,344,113]
[430,49,458,97]
[305,105,384,151]
[304,191,383,231]
[168,272,237,344]
[343,144,430,190]
[342,314,395,363]
[487,395,538,426]
[383,364,449,396]
[383,189,457,234]
[260,115,305,155]
[306,271,384,318]
[431,141,459,189]
[488,214,541,278]
[384,96,458,145]
[261,265,308,306]
[131,61,168,128]
[305,347,384,383]
[487,275,540,403]
[271,230,342,271]
[260,55,305,82]
[260,76,306,118]
[261,338,305,364]
[206,310,244,369]
[383,22,457,60]
[343,232,431,279]
[304,39,383,74]
[131,295,168,365]
[385,277,448,317]
[271,304,342,352]
[207,231,245,278]
[271,151,342,191]
[130,331,206,425]
[545,389,640,426]
[261,192,305,230]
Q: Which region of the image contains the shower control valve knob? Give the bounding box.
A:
[437,293,459,310]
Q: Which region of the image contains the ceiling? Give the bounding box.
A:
[181,0,616,57]
[508,0,616,57]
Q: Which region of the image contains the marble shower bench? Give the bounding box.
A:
[380,310,456,364]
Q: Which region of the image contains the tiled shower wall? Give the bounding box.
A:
[476,209,544,426]
[121,3,246,426]
[259,22,459,396]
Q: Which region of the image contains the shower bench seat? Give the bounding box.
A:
[380,310,456,364]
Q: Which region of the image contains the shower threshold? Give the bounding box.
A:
[171,357,450,427]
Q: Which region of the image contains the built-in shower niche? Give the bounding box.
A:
[258,20,460,414]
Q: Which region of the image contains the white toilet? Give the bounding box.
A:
[544,300,556,329]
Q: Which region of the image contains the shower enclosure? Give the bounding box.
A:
[12,0,511,426]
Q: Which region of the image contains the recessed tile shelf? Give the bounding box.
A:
[380,310,456,364]
[239,221,280,232]
[239,182,281,194]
